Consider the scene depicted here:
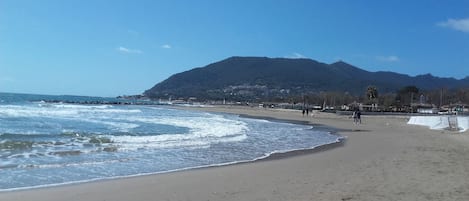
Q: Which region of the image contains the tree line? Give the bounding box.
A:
[267,86,469,111]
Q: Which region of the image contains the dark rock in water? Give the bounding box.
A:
[103,146,118,152]
[54,141,67,146]
[0,141,34,150]
[51,150,82,156]
[89,137,112,144]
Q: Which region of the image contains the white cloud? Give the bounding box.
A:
[286,52,307,59]
[117,46,143,54]
[161,44,171,49]
[437,18,469,33]
[376,55,399,62]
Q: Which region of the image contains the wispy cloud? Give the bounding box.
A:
[117,46,143,54]
[376,55,400,62]
[161,44,172,49]
[437,18,469,33]
[286,52,307,59]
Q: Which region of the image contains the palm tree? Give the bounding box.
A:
[366,86,379,111]
[366,85,378,101]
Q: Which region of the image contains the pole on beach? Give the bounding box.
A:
[440,88,443,110]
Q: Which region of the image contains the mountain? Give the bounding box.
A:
[144,56,469,100]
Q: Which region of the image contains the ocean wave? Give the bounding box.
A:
[0,106,79,117]
[80,119,140,132]
[0,134,342,192]
[0,104,141,119]
[0,133,117,159]
[0,140,34,150]
[0,103,341,192]
[110,133,247,150]
[15,158,132,170]
[50,104,113,109]
[123,114,249,138]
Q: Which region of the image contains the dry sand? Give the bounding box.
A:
[1,106,469,201]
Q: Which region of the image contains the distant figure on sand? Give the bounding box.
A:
[353,109,361,124]
[357,110,361,124]
[302,109,305,116]
[352,110,358,124]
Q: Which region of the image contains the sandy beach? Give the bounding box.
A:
[1,106,469,201]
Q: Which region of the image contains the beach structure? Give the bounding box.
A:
[408,115,469,132]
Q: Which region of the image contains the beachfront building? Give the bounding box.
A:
[417,107,439,114]
[441,103,469,115]
[347,102,382,112]
[415,103,439,114]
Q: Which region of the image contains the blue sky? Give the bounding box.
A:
[1,0,468,97]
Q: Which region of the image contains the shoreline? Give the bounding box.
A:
[235,112,347,161]
[1,105,469,201]
[0,106,344,193]
[0,138,346,194]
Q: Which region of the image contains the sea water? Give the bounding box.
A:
[0,93,341,191]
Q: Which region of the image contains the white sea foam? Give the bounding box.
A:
[126,114,248,138]
[252,119,270,123]
[84,108,142,114]
[17,158,131,169]
[51,104,113,109]
[0,130,45,135]
[55,104,142,114]
[108,113,249,150]
[0,105,79,117]
[111,133,247,150]
[0,104,140,120]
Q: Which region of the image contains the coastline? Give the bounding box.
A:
[0,105,344,192]
[1,105,469,201]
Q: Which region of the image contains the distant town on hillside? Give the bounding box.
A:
[129,57,469,114]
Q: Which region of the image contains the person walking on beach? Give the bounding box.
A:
[352,110,358,124]
[357,110,362,124]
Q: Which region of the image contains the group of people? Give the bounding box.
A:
[300,108,361,124]
[302,109,313,117]
[352,109,361,124]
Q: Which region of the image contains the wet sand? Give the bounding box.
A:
[1,106,469,201]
